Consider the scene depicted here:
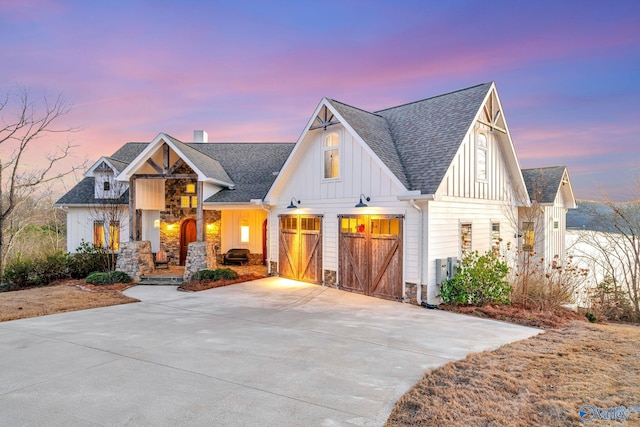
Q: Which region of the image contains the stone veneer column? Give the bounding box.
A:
[183,242,217,282]
[115,241,154,282]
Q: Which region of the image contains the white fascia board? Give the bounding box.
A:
[84,157,118,177]
[397,194,434,202]
[264,99,328,203]
[487,84,529,198]
[116,133,167,181]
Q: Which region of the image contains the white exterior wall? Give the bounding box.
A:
[221,209,267,254]
[135,179,165,209]
[267,123,416,286]
[141,210,160,252]
[424,117,523,303]
[542,204,567,262]
[65,207,129,253]
[425,199,518,302]
[442,124,513,201]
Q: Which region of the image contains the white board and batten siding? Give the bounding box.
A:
[269,124,418,284]
[424,124,520,301]
[65,207,129,253]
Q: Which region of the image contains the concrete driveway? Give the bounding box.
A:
[0,277,539,426]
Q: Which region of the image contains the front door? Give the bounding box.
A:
[180,218,197,265]
[339,215,403,301]
[278,215,323,284]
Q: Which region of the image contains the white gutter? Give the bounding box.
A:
[409,198,424,305]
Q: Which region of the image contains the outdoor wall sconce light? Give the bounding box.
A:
[287,197,300,209]
[154,219,160,228]
[355,194,370,208]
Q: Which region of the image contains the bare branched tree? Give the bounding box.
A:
[0,86,82,275]
[574,196,640,322]
[90,180,128,270]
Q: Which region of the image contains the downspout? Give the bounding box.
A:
[410,199,423,305]
[255,200,272,273]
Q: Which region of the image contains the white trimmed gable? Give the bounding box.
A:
[436,85,528,204]
[266,99,408,205]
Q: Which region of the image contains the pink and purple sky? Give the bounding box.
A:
[2,0,639,200]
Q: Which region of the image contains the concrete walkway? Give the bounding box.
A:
[0,277,540,426]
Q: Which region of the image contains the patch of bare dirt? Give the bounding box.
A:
[386,321,640,426]
[440,302,586,329]
[0,281,138,322]
[178,273,267,292]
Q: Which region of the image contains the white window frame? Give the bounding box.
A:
[322,132,340,180]
[491,222,500,250]
[461,222,472,257]
[476,133,487,182]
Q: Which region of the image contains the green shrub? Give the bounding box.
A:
[192,268,238,281]
[86,271,132,285]
[585,312,597,323]
[68,241,110,279]
[440,250,511,306]
[3,254,40,290]
[32,251,71,285]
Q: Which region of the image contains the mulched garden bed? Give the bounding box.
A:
[439,302,587,329]
[178,273,268,292]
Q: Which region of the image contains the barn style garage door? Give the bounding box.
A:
[339,215,403,301]
[279,215,323,284]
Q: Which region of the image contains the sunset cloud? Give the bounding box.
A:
[1,0,638,200]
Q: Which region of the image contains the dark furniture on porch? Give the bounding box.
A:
[153,249,170,269]
[223,248,250,266]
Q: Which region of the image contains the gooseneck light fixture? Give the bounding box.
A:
[287,197,300,209]
[355,194,370,208]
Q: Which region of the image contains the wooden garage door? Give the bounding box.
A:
[279,215,322,284]
[339,215,403,301]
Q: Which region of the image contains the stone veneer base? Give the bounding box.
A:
[115,241,154,282]
[183,242,217,282]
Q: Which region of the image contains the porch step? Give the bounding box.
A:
[136,276,184,286]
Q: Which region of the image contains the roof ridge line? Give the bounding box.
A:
[374,82,492,113]
[327,98,385,118]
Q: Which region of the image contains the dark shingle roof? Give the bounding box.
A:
[375,82,492,194]
[521,166,566,204]
[110,143,147,163]
[326,99,410,189]
[191,143,294,203]
[55,177,129,206]
[163,134,234,185]
[57,140,293,205]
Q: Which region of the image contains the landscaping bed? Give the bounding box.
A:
[0,280,138,322]
[178,273,268,292]
[439,302,586,329]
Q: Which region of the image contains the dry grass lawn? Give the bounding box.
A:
[0,281,138,322]
[386,321,640,426]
